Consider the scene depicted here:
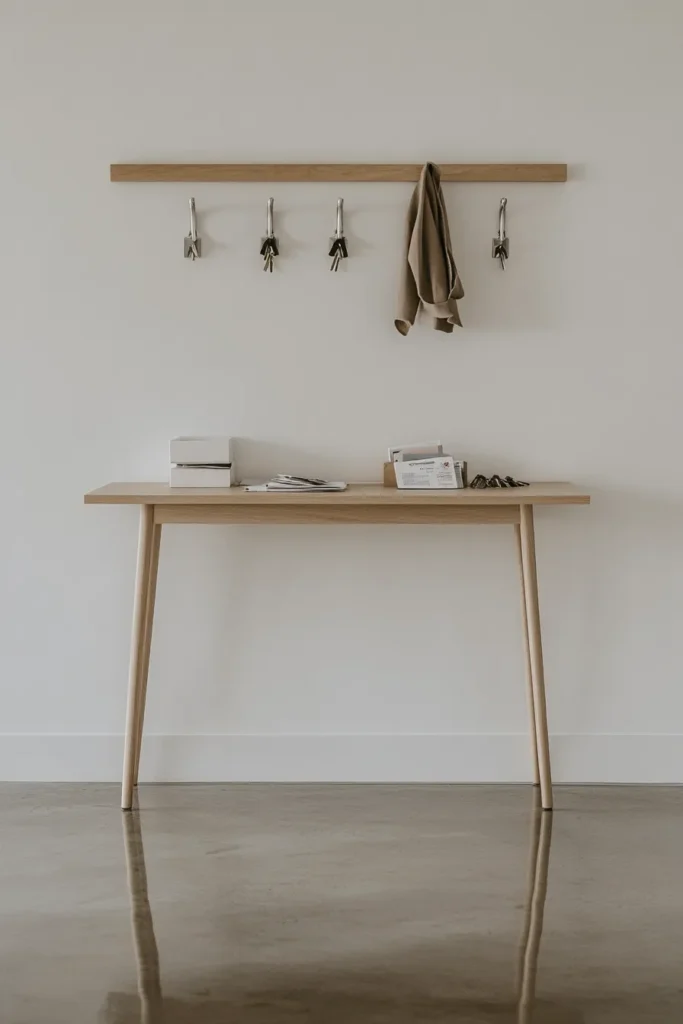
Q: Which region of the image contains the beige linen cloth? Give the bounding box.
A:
[395,162,464,334]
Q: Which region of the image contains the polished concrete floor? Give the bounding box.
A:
[0,785,681,1023]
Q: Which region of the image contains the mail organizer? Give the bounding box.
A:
[383,460,467,489]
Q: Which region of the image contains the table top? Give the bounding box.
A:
[85,482,590,506]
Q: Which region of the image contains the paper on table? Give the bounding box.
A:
[244,481,348,493]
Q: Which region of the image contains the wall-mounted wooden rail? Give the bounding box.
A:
[110,163,568,184]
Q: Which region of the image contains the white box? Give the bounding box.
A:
[169,465,233,488]
[169,436,232,467]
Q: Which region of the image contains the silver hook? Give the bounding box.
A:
[260,197,279,270]
[184,197,201,259]
[498,197,507,243]
[328,197,349,270]
[492,197,509,269]
[190,198,197,241]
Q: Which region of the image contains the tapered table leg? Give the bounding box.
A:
[519,505,553,810]
[515,522,541,786]
[133,520,162,786]
[122,505,155,810]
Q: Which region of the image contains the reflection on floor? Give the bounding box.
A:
[0,785,681,1023]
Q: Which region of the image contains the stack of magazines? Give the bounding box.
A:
[245,475,347,493]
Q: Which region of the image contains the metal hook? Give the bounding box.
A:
[260,197,279,270]
[492,197,509,269]
[328,197,349,271]
[498,197,507,242]
[184,197,201,259]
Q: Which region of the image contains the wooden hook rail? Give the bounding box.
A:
[110,163,567,184]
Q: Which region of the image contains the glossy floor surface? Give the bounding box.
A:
[0,785,681,1023]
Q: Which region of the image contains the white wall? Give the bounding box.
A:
[1,0,682,783]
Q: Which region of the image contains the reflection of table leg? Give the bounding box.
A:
[123,810,162,1024]
[516,791,541,996]
[517,796,553,1024]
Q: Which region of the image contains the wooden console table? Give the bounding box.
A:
[85,482,590,810]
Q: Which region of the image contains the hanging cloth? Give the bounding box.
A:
[395,162,464,334]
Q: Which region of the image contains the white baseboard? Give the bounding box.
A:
[0,734,681,784]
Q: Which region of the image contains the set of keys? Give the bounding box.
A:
[260,197,279,272]
[183,198,201,260]
[328,198,349,271]
[470,474,529,489]
[492,197,509,270]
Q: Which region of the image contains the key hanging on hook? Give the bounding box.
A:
[184,197,201,259]
[328,198,349,271]
[492,197,509,269]
[260,197,279,272]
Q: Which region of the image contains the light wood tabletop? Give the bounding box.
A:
[85,481,590,506]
